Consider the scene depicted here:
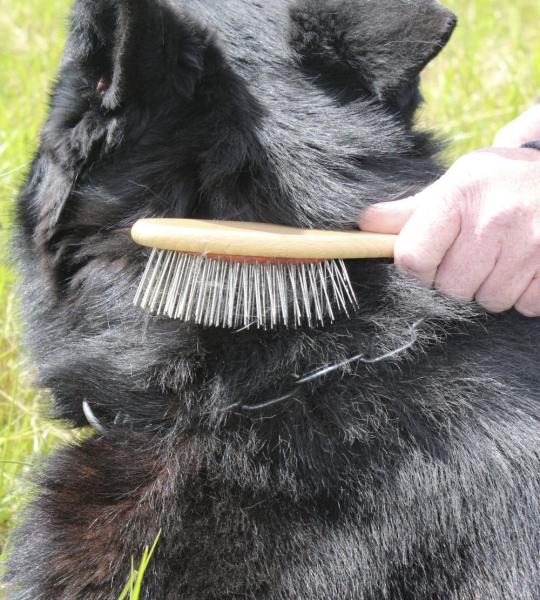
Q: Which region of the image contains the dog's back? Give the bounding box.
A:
[6,0,540,598]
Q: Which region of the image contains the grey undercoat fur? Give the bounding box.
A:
[5,0,540,599]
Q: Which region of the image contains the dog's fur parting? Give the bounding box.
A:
[5,0,540,598]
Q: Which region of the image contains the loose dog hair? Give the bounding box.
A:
[5,0,540,598]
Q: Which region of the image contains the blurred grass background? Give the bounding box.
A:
[0,0,539,580]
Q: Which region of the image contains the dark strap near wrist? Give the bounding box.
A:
[521,140,540,151]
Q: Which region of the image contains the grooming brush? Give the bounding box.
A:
[131,219,397,329]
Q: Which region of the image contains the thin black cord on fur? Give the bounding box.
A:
[227,319,424,414]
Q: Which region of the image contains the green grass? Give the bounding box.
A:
[421,1,540,160]
[0,0,77,567]
[0,0,539,595]
[118,531,162,600]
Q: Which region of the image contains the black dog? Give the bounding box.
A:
[6,0,540,598]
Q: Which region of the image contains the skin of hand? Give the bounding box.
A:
[359,141,540,316]
[493,103,540,148]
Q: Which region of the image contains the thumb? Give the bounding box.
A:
[358,195,423,234]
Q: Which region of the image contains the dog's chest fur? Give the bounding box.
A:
[5,0,540,599]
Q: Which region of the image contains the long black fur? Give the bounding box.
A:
[5,0,540,598]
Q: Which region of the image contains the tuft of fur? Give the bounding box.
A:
[5,0,539,599]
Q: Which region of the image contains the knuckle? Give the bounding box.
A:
[515,283,540,316]
[475,204,531,238]
[435,278,474,302]
[478,209,515,232]
[395,248,433,275]
[478,302,509,314]
[443,159,485,206]
[474,291,514,314]
[515,301,540,317]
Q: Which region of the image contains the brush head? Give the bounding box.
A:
[133,249,358,329]
[130,218,396,329]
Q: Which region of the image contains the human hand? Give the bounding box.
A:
[359,147,540,316]
[493,104,540,148]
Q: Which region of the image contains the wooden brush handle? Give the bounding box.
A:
[131,219,396,259]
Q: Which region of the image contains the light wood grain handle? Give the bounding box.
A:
[131,219,396,260]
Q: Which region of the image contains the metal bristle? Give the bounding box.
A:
[134,251,359,329]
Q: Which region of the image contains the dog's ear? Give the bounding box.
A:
[67,0,208,110]
[27,0,210,286]
[290,0,457,101]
